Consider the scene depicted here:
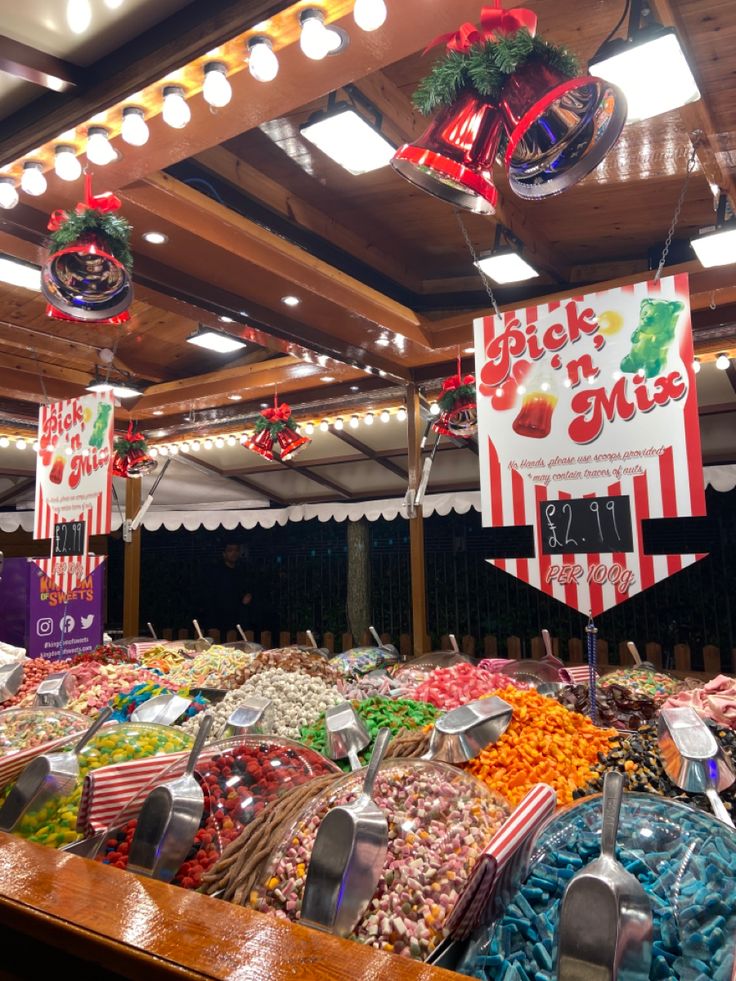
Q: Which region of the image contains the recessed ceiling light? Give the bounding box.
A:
[301,103,395,176]
[186,326,246,354]
[143,231,168,245]
[260,402,269,409]
[227,393,242,401]
[152,410,164,416]
[349,385,360,392]
[321,375,336,383]
[0,256,41,291]
[464,346,475,354]
[219,315,235,323]
[112,381,144,399]
[475,250,539,284]
[282,295,300,306]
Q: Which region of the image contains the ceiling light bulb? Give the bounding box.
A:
[716,353,730,370]
[215,436,225,448]
[691,225,736,268]
[397,407,407,422]
[305,422,314,435]
[364,412,374,426]
[227,393,242,401]
[67,0,92,34]
[334,417,344,430]
[190,440,201,451]
[186,328,246,353]
[162,86,191,129]
[203,62,232,108]
[227,435,237,446]
[86,127,116,165]
[149,447,159,457]
[282,295,300,306]
[692,358,701,374]
[0,178,19,209]
[143,231,167,245]
[247,37,279,82]
[159,446,169,456]
[121,107,149,146]
[380,409,390,423]
[349,415,359,428]
[300,9,331,60]
[21,162,47,197]
[203,438,213,450]
[0,436,10,448]
[54,145,82,182]
[353,0,387,32]
[169,444,179,455]
[429,402,440,416]
[180,441,190,452]
[319,419,329,432]
[32,440,39,452]
[16,439,26,450]
[474,251,538,284]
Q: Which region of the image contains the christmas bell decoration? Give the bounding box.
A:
[42,174,133,324]
[433,370,478,438]
[243,399,311,462]
[395,2,626,209]
[113,423,157,478]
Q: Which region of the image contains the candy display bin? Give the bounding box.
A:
[0,707,90,756]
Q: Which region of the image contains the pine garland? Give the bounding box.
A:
[439,383,476,411]
[413,30,580,115]
[114,431,149,457]
[50,208,133,271]
[254,414,289,438]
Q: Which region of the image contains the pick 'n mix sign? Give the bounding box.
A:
[474,273,707,616]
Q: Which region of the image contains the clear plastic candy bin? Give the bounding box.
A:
[459,792,736,981]
[253,759,510,960]
[0,707,89,756]
[95,735,338,889]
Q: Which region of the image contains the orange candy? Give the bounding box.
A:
[465,686,618,807]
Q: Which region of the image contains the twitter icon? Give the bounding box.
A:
[81,614,95,629]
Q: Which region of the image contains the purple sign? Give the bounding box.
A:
[0,557,104,661]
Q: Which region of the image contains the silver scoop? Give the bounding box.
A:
[301,727,391,937]
[558,770,653,981]
[33,671,74,708]
[325,702,371,770]
[220,696,274,738]
[658,705,735,827]
[423,697,513,764]
[126,712,214,882]
[131,693,192,726]
[0,662,24,701]
[626,640,656,671]
[0,706,113,832]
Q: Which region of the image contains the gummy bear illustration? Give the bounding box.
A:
[620,298,684,379]
[88,402,112,449]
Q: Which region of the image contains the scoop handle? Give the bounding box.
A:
[542,629,553,659]
[192,619,204,640]
[362,727,391,800]
[626,641,642,666]
[73,706,112,754]
[600,770,624,859]
[186,713,213,776]
[705,788,735,828]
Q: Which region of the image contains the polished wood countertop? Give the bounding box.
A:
[0,832,460,980]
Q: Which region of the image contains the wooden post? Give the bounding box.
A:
[407,384,428,657]
[122,478,141,638]
[346,518,371,641]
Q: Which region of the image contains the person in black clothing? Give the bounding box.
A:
[207,543,256,638]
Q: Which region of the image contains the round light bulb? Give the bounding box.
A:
[203,438,213,450]
[429,402,440,416]
[67,0,92,34]
[162,86,191,129]
[149,447,159,458]
[215,436,225,448]
[319,419,329,432]
[380,409,390,423]
[121,107,149,146]
[159,446,169,456]
[21,162,47,197]
[364,412,374,426]
[693,358,701,374]
[334,417,344,431]
[353,0,387,31]
[248,37,279,82]
[0,178,19,209]
[86,127,116,166]
[305,422,314,435]
[300,9,331,60]
[180,441,190,453]
[716,353,730,370]
[32,440,39,452]
[349,415,359,429]
[16,439,26,450]
[397,407,407,422]
[0,437,9,448]
[203,63,232,108]
[190,440,201,451]
[54,145,82,182]
[227,435,237,446]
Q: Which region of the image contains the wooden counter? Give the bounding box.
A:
[0,832,460,980]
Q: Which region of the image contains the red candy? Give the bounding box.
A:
[407,663,529,710]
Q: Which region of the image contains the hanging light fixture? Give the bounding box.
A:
[86,127,117,166]
[121,107,149,146]
[0,178,18,209]
[85,374,114,393]
[589,0,699,123]
[691,192,736,269]
[301,89,395,175]
[112,380,144,399]
[54,145,82,182]
[247,36,279,82]
[21,162,47,197]
[162,86,191,129]
[186,326,246,353]
[474,226,539,285]
[299,8,347,60]
[203,62,232,108]
[0,256,40,291]
[353,0,387,32]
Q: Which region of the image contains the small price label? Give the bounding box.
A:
[52,520,86,557]
[540,496,633,555]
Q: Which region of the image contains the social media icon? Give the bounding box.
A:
[60,614,75,634]
[81,614,95,629]
[36,618,53,636]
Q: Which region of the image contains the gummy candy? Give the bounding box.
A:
[620,298,684,379]
[88,402,112,449]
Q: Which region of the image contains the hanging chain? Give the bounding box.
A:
[454,210,502,319]
[654,144,699,282]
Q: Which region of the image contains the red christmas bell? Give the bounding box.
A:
[112,453,129,478]
[242,428,274,461]
[392,92,503,215]
[433,403,478,438]
[42,237,132,323]
[499,62,626,200]
[126,446,158,476]
[277,426,310,461]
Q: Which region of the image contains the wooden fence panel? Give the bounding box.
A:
[530,636,543,660]
[259,630,272,650]
[674,643,691,673]
[323,632,335,654]
[342,633,353,652]
[279,631,291,648]
[461,635,476,657]
[162,629,173,641]
[703,644,721,676]
[506,636,522,660]
[568,638,583,663]
[645,642,662,668]
[483,635,499,659]
[597,639,609,667]
[400,634,411,658]
[296,631,307,646]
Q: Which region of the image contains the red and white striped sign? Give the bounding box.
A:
[474,274,706,616]
[31,554,107,596]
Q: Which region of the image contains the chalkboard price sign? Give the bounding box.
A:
[539,497,633,555]
[52,520,86,557]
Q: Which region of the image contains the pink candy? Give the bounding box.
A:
[64,663,163,715]
[663,674,736,729]
[406,663,528,710]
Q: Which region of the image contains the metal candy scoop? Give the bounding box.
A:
[422,697,513,764]
[219,696,274,738]
[626,641,656,671]
[325,702,371,770]
[0,706,113,832]
[0,662,24,702]
[557,770,653,981]
[127,712,214,882]
[131,693,193,726]
[658,705,735,827]
[301,726,391,937]
[33,671,74,708]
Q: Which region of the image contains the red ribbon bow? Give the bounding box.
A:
[46,173,122,232]
[442,373,475,392]
[262,403,291,422]
[425,3,537,54]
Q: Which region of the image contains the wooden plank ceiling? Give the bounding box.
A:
[0,0,734,505]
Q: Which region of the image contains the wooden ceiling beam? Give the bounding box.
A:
[0,367,77,405]
[0,35,81,92]
[0,350,92,388]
